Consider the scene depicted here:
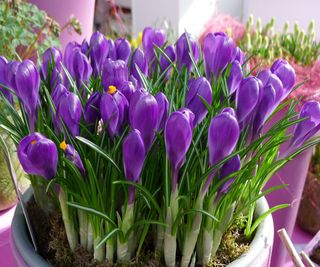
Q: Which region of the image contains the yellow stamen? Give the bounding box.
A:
[31,140,36,145]
[138,32,143,45]
[130,38,138,49]
[108,85,117,95]
[60,140,67,151]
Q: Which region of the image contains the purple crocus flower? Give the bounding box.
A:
[176,32,199,72]
[252,84,276,135]
[63,41,81,71]
[60,140,85,176]
[289,101,320,149]
[257,69,283,106]
[0,57,13,105]
[90,31,109,76]
[130,48,148,87]
[123,129,146,204]
[18,133,58,179]
[236,76,261,125]
[142,27,166,62]
[203,110,240,195]
[84,92,101,130]
[102,58,128,90]
[203,32,235,81]
[100,86,129,139]
[159,45,176,77]
[219,155,241,194]
[15,60,40,131]
[56,91,82,137]
[52,84,68,108]
[129,91,158,150]
[69,50,92,90]
[5,60,19,93]
[226,61,243,95]
[270,59,296,99]
[186,77,212,125]
[165,108,194,192]
[155,92,169,130]
[115,38,131,64]
[41,47,62,80]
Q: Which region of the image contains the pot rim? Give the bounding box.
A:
[11,190,273,267]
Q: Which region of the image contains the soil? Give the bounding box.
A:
[27,199,250,267]
[310,244,320,265]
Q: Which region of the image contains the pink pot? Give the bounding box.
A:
[28,0,96,52]
[263,108,313,267]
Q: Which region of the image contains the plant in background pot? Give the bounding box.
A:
[298,144,320,234]
[1,27,320,267]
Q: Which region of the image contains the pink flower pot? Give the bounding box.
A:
[28,0,96,52]
[263,108,314,267]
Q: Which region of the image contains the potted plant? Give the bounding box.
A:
[0,27,319,267]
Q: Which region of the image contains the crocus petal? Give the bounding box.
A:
[236,76,260,124]
[102,58,128,90]
[186,77,212,125]
[159,45,176,77]
[41,47,62,80]
[130,48,148,87]
[271,59,296,99]
[129,92,158,150]
[115,38,131,63]
[84,92,101,130]
[226,61,243,95]
[176,32,199,72]
[219,155,241,194]
[100,92,120,139]
[155,92,169,130]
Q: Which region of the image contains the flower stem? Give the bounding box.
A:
[94,235,105,262]
[59,189,78,251]
[164,190,179,267]
[180,194,204,267]
[78,210,88,248]
[87,221,94,252]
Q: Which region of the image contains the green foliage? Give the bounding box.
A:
[0,1,60,60]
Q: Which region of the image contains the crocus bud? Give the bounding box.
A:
[252,84,276,134]
[165,108,194,191]
[41,47,62,80]
[219,154,241,194]
[56,91,82,137]
[101,86,129,139]
[0,57,13,105]
[203,110,239,194]
[64,41,81,71]
[226,61,243,95]
[84,92,101,130]
[159,45,176,77]
[257,69,283,106]
[270,59,296,99]
[69,50,92,89]
[203,32,234,80]
[90,31,109,76]
[5,60,19,93]
[60,140,85,176]
[102,59,128,89]
[186,77,212,125]
[50,68,64,90]
[236,76,260,124]
[142,27,166,62]
[123,129,146,203]
[130,48,148,87]
[290,101,320,149]
[15,60,40,131]
[155,92,169,130]
[18,133,58,179]
[115,38,131,64]
[129,91,158,150]
[176,32,199,72]
[52,84,68,108]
